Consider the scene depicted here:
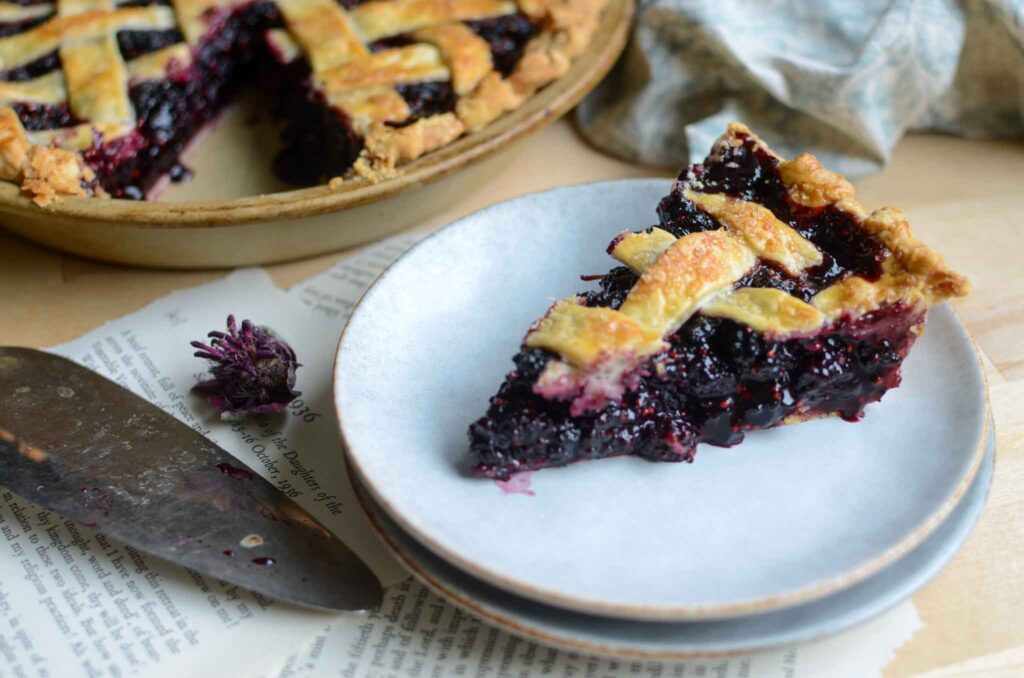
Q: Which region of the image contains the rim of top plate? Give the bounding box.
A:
[0,0,633,229]
[332,179,991,621]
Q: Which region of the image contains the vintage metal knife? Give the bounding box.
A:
[0,347,382,612]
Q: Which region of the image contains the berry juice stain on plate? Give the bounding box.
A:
[495,473,534,496]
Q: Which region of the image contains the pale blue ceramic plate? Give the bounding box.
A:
[335,180,988,621]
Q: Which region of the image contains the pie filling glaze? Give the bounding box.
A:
[0,0,607,205]
[469,123,970,480]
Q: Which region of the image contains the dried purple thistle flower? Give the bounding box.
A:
[191,315,301,420]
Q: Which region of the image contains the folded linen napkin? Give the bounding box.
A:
[576,0,1024,176]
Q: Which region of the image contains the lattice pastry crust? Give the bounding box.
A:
[0,0,609,205]
[525,123,969,397]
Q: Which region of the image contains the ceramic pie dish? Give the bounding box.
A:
[0,0,632,268]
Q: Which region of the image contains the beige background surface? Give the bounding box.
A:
[1,120,1022,676]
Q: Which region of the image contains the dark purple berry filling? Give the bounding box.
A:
[395,81,456,121]
[470,305,922,479]
[168,161,192,182]
[466,14,539,76]
[0,15,51,39]
[0,51,59,82]
[266,59,364,186]
[690,133,791,211]
[116,29,184,60]
[12,102,77,131]
[367,34,416,52]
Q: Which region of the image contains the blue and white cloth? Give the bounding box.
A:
[576,0,1024,176]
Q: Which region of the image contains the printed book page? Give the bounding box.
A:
[268,579,921,678]
[0,236,921,677]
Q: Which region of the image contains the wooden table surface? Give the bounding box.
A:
[1,121,1021,677]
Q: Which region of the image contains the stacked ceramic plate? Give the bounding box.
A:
[333,180,993,658]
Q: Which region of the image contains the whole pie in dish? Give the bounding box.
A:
[469,123,970,479]
[0,0,608,206]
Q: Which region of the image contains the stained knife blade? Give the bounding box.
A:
[0,347,382,612]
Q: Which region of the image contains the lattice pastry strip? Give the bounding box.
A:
[702,288,824,335]
[62,33,134,136]
[126,44,192,80]
[610,227,824,335]
[683,190,822,275]
[412,23,493,95]
[276,0,367,73]
[616,230,758,337]
[318,44,449,94]
[0,4,52,23]
[0,73,66,106]
[348,0,515,41]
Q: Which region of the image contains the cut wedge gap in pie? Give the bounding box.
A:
[468,122,970,479]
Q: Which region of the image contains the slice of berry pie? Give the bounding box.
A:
[0,0,608,205]
[469,123,969,479]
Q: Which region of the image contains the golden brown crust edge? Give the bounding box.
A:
[717,122,970,312]
[0,108,95,207]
